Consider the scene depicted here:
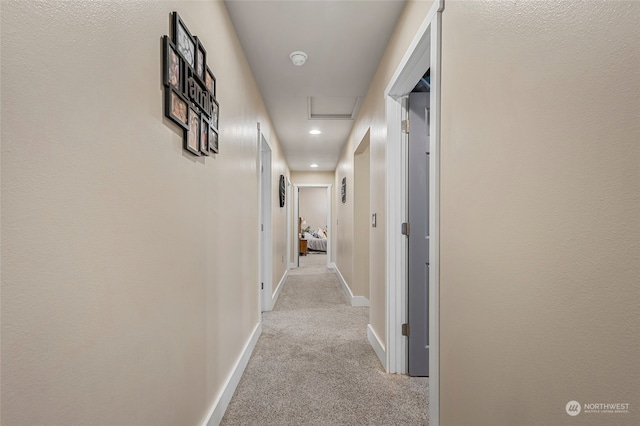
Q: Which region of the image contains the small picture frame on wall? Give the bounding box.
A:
[195,37,207,80]
[200,116,210,156]
[173,12,195,68]
[186,104,200,155]
[166,89,189,129]
[210,98,219,130]
[163,36,182,90]
[205,67,216,96]
[209,126,219,154]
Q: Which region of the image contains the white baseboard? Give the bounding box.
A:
[351,296,369,307]
[271,269,288,309]
[202,322,262,426]
[367,324,386,369]
[263,270,288,312]
[331,264,370,307]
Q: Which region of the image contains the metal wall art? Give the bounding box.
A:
[279,175,286,207]
[163,12,219,156]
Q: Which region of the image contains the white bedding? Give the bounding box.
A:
[303,232,327,252]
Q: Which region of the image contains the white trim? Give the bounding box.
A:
[367,324,386,368]
[285,177,292,276]
[294,183,333,268]
[351,296,369,307]
[332,264,351,302]
[428,10,443,426]
[259,134,273,313]
[292,184,300,269]
[331,264,369,307]
[384,1,443,425]
[269,269,288,310]
[384,96,406,373]
[385,3,438,98]
[202,322,262,426]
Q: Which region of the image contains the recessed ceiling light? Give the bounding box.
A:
[310,164,319,168]
[309,129,321,135]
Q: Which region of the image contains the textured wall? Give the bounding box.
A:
[334,0,434,352]
[439,1,640,424]
[1,1,288,425]
[290,171,335,185]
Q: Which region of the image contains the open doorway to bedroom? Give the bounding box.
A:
[293,184,332,269]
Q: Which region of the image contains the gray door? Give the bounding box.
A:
[408,92,429,376]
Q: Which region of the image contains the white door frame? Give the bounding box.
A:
[285,176,292,272]
[384,1,443,425]
[257,123,273,313]
[293,184,333,268]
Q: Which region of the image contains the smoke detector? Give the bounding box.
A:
[290,51,308,66]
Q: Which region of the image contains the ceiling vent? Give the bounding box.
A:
[307,96,362,120]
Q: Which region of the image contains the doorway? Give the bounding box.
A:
[292,184,332,269]
[407,90,430,377]
[384,0,443,424]
[353,131,371,304]
[258,126,272,313]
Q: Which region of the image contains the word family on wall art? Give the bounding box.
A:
[163,12,219,157]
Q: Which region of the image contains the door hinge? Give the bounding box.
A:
[402,323,410,337]
[261,282,264,290]
[401,119,410,134]
[401,222,410,236]
[261,224,264,231]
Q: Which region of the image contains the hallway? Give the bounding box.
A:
[221,254,428,425]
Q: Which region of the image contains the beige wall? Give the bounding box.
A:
[1,1,288,425]
[299,187,328,231]
[353,137,370,299]
[439,1,640,424]
[290,171,334,185]
[336,1,638,423]
[334,0,434,350]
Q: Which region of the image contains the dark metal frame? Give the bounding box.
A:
[173,12,195,68]
[164,12,219,157]
[186,104,201,156]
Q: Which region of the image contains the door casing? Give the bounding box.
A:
[258,124,273,312]
[384,1,443,425]
[293,184,333,269]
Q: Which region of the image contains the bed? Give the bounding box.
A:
[302,230,327,252]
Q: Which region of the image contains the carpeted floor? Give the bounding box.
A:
[221,253,429,425]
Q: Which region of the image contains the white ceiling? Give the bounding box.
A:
[225,0,407,171]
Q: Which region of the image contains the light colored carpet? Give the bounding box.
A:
[221,254,428,425]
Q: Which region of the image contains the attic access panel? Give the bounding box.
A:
[308,96,362,120]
